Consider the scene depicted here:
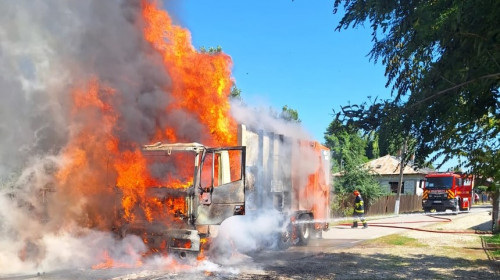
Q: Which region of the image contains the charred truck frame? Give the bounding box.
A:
[239,124,331,248]
[115,123,331,257]
[114,143,246,259]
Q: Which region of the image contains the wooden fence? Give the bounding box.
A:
[366,194,422,216]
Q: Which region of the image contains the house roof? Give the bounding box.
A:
[363,154,433,176]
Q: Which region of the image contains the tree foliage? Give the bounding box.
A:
[199,45,223,54]
[230,85,242,100]
[325,120,367,172]
[332,0,499,230]
[324,120,386,215]
[280,105,301,122]
[332,0,500,179]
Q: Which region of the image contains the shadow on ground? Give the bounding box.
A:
[243,250,500,280]
[2,250,499,280]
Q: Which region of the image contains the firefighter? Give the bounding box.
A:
[352,190,368,228]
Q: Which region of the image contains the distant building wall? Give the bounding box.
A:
[377,174,425,195]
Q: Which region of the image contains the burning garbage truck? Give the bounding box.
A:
[0,0,331,274]
[112,124,331,259]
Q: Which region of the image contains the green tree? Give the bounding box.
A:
[230,86,242,100]
[280,105,301,122]
[324,120,385,216]
[364,130,379,160]
[332,0,500,230]
[334,98,407,158]
[199,45,222,54]
[325,120,366,172]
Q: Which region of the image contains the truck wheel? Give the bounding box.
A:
[277,230,291,250]
[297,215,311,246]
[274,221,292,250]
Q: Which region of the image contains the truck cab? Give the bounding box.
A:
[422,172,474,214]
[115,142,246,259]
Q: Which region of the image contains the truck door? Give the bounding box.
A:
[195,147,246,225]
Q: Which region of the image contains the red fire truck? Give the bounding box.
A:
[422,172,474,214]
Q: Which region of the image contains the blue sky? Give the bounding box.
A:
[163,1,458,170]
[166,0,391,141]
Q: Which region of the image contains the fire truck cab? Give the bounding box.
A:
[422,172,474,214]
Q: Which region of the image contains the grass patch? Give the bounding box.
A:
[483,233,500,244]
[367,234,426,247]
[483,233,500,259]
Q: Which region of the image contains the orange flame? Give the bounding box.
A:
[54,0,239,264]
[55,77,119,229]
[92,250,142,270]
[141,0,237,146]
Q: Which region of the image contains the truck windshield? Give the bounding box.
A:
[426,177,453,189]
[144,151,195,188]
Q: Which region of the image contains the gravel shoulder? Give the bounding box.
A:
[237,209,500,279]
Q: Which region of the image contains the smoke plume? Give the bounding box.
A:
[0,0,326,275]
[0,0,230,274]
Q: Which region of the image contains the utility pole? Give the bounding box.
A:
[394,139,407,215]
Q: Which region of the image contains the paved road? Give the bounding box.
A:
[329,205,490,239]
[285,204,493,254]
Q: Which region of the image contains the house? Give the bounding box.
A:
[364,155,434,195]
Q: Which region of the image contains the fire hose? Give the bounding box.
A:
[339,213,493,235]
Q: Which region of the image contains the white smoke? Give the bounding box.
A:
[230,100,322,194]
[206,101,326,260]
[0,0,181,179]
[0,0,175,274]
[230,101,312,140]
[0,194,147,274]
[0,0,327,275]
[210,210,285,257]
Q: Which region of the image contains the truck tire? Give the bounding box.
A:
[297,215,312,246]
[277,230,291,250]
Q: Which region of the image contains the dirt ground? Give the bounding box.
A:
[4,210,499,280]
[232,210,500,280]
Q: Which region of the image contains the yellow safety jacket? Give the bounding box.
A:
[354,195,365,213]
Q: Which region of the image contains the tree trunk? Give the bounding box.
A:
[493,188,500,233]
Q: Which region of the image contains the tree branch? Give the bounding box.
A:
[406,73,500,109]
